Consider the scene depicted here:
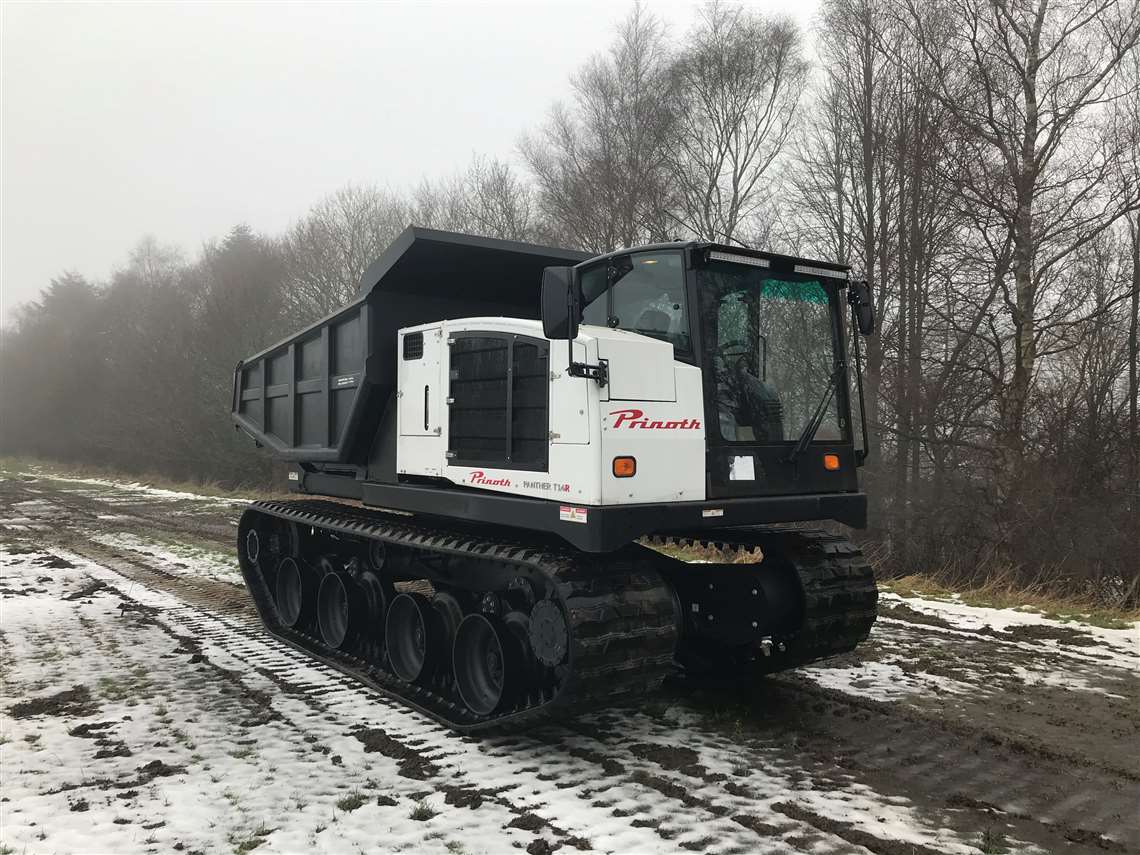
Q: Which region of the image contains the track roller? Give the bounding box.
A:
[453,613,521,716]
[317,571,362,649]
[386,593,444,683]
[274,556,312,628]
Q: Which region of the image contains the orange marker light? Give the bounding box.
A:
[613,456,637,478]
[823,454,840,471]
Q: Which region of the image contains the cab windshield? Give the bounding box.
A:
[697,261,843,444]
[580,250,690,352]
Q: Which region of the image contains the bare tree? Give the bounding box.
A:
[788,0,905,534]
[903,0,1140,488]
[521,4,676,252]
[1115,47,1140,558]
[412,155,538,242]
[669,4,808,243]
[282,184,408,321]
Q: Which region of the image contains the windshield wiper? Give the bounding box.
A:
[787,363,843,464]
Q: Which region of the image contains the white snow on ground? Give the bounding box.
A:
[614,711,1007,855]
[1009,665,1130,700]
[1,545,1023,855]
[0,548,572,855]
[799,658,971,702]
[88,531,243,585]
[879,591,1140,670]
[794,590,1138,707]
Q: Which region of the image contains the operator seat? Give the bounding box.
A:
[636,308,672,337]
[715,355,786,442]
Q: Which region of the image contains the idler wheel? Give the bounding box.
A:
[317,571,364,650]
[245,528,261,564]
[386,593,442,683]
[528,600,569,668]
[454,614,519,717]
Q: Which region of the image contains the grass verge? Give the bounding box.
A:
[880,574,1139,629]
[0,456,285,502]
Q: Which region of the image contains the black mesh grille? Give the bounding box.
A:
[448,334,548,471]
[402,331,424,360]
[511,341,548,468]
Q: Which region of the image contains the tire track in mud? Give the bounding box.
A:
[3,474,1137,853]
[45,539,811,854]
[873,611,1137,670]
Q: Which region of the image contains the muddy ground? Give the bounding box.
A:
[0,470,1136,855]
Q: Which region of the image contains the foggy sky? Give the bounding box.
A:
[1,1,817,322]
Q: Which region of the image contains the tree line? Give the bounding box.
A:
[3,0,1138,604]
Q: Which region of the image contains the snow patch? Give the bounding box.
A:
[88,531,242,584]
[799,658,971,702]
[16,470,252,507]
[881,591,1139,671]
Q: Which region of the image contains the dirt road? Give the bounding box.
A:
[1,469,1137,855]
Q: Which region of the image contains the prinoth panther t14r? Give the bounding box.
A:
[232,227,878,731]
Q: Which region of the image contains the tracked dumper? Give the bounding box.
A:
[233,228,878,731]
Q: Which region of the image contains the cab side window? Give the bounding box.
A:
[576,251,689,352]
[610,251,689,352]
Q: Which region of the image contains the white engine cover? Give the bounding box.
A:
[396,318,706,507]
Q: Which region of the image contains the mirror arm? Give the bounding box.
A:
[563,269,608,387]
[568,359,609,387]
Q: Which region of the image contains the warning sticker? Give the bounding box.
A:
[559,505,589,524]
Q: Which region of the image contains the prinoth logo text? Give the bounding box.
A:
[468,470,511,487]
[610,408,701,430]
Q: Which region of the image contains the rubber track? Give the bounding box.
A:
[238,499,678,733]
[654,528,878,672]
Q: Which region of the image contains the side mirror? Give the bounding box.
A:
[849,280,875,336]
[541,266,581,340]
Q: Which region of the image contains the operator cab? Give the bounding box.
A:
[544,241,874,502]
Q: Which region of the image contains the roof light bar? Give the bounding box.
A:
[709,250,769,268]
[794,264,848,280]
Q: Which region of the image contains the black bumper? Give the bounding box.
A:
[318,476,867,553]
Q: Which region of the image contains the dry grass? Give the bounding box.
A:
[640,538,763,564]
[0,456,287,502]
[881,573,1139,629]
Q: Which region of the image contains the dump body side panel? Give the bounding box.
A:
[233,299,373,462]
[231,227,589,465]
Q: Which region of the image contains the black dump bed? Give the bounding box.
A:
[231,227,589,463]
